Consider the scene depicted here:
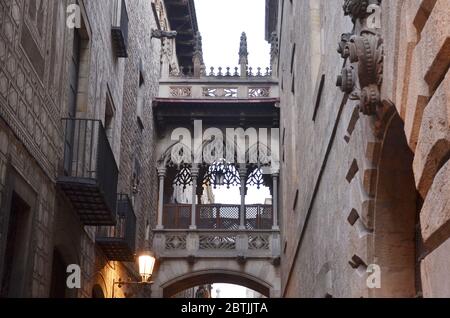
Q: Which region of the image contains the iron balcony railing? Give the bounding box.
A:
[111,0,129,58]
[59,118,119,225]
[163,204,273,230]
[96,194,137,262]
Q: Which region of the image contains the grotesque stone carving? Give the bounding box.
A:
[337,0,384,116]
[337,33,353,59]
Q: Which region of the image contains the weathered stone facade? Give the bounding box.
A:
[0,0,167,298]
[271,0,449,298]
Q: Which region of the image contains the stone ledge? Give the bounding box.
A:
[420,159,450,248]
[421,237,450,297]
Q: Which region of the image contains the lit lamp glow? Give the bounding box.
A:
[139,251,156,283]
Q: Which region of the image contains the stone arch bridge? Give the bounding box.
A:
[150,33,281,297]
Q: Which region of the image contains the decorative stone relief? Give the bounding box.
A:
[336,0,384,116]
[202,87,238,98]
[248,234,270,250]
[199,235,236,250]
[169,86,192,97]
[165,235,187,250]
[248,87,270,98]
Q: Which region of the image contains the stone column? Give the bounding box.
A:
[156,168,166,230]
[239,165,247,230]
[272,172,279,230]
[190,165,199,230]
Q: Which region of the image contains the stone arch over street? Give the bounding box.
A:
[152,262,280,298]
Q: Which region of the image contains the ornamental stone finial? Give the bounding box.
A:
[239,32,248,77]
[192,31,204,77]
[270,31,279,62]
[239,32,248,64]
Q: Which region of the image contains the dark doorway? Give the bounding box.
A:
[0,192,32,297]
[49,249,68,298]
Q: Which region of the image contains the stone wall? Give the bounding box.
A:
[380,0,450,298]
[276,0,449,298]
[0,0,163,298]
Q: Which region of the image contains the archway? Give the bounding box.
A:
[161,270,272,298]
[371,109,417,297]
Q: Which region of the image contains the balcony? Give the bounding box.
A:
[158,76,279,100]
[154,203,279,260]
[57,118,119,225]
[96,194,137,262]
[111,0,129,58]
[163,204,273,230]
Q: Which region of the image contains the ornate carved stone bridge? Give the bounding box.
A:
[150,33,281,297]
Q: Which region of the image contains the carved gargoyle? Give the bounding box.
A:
[337,32,353,59]
[151,29,177,39]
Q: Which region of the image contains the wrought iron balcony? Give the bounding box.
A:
[57,118,119,225]
[162,204,273,230]
[96,194,137,262]
[112,0,129,58]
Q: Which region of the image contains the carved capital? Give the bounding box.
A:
[157,168,167,178]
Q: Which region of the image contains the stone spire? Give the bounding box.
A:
[239,32,248,77]
[269,31,279,77]
[192,31,204,77]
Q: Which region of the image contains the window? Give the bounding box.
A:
[291,74,295,95]
[105,89,115,146]
[49,249,68,298]
[132,157,141,196]
[111,0,129,58]
[290,44,296,74]
[137,68,145,129]
[0,192,33,297]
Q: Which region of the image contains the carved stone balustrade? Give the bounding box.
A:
[159,76,279,100]
[153,229,281,260]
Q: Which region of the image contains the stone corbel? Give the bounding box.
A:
[151,29,177,39]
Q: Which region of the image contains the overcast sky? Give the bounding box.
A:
[194,0,270,298]
[195,0,271,70]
